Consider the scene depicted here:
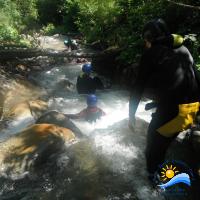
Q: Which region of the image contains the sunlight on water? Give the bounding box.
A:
[37,64,161,199]
[0,63,164,200]
[0,115,35,142]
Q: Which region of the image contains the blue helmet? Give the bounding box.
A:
[87,94,97,107]
[82,63,92,74]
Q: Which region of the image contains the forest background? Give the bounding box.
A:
[0,0,199,66]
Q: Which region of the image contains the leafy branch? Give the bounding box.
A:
[166,0,200,11]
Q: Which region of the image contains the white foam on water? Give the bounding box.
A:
[0,115,35,142]
[37,64,161,199]
[0,63,164,200]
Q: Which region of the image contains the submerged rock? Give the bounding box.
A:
[0,123,76,175]
[3,99,48,121]
[36,111,84,138]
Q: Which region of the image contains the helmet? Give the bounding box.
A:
[82,63,92,74]
[142,18,170,42]
[87,94,97,107]
[64,40,68,45]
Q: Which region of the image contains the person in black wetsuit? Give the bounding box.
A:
[128,18,200,180]
[76,63,104,94]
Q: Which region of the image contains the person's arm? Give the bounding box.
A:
[129,50,153,125]
[99,108,106,116]
[65,109,87,119]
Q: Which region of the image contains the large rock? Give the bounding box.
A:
[2,78,47,116]
[36,111,84,138]
[0,91,4,120]
[3,99,48,120]
[0,124,75,175]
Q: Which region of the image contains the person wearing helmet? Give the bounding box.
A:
[129,18,200,181]
[65,94,105,122]
[64,37,72,50]
[76,63,104,94]
[71,39,78,50]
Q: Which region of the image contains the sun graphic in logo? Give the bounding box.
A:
[161,164,179,181]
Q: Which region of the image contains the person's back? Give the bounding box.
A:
[76,63,105,94]
[76,73,96,94]
[143,37,199,115]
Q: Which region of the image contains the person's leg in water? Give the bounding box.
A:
[145,113,176,181]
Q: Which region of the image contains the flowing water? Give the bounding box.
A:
[0,63,164,200]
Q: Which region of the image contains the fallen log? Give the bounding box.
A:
[0,49,98,60]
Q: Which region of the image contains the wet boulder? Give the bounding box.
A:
[36,111,84,138]
[3,99,48,120]
[191,128,200,158]
[29,99,48,119]
[190,128,200,177]
[0,91,4,119]
[0,124,76,175]
[3,78,47,113]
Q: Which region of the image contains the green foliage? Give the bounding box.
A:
[0,0,38,45]
[64,0,199,64]
[15,0,38,24]
[36,0,65,25]
[41,23,69,35]
[0,25,19,42]
[75,0,120,43]
[42,23,56,35]
[0,0,199,63]
[62,0,80,32]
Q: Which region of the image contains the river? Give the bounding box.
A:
[0,58,164,199]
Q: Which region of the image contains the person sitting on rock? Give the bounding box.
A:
[65,94,105,123]
[76,63,104,94]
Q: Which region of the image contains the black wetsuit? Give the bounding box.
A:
[76,74,96,94]
[129,42,200,174]
[76,74,104,94]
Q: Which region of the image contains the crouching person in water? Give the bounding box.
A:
[76,63,105,94]
[66,94,105,123]
[64,37,72,50]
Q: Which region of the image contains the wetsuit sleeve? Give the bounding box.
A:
[129,51,153,120]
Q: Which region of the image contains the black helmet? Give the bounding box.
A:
[142,19,170,42]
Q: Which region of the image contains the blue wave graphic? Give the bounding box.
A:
[158,173,191,189]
